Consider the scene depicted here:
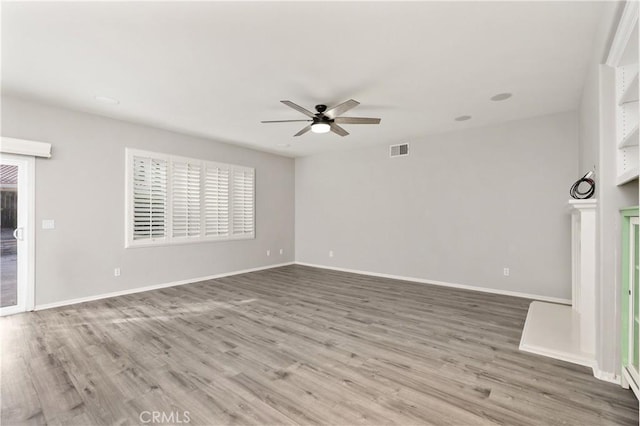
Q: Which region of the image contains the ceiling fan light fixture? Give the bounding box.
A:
[311,122,331,134]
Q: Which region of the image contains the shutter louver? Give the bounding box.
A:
[204,166,230,236]
[132,156,167,240]
[232,168,255,236]
[172,161,201,238]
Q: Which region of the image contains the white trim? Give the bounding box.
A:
[568,199,598,210]
[519,339,595,370]
[622,367,639,395]
[594,368,622,385]
[295,262,571,305]
[605,1,639,66]
[34,262,294,311]
[125,233,255,249]
[0,137,52,158]
[26,156,35,311]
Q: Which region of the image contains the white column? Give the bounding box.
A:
[569,199,597,356]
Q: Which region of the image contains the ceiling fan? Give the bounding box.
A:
[261,99,381,137]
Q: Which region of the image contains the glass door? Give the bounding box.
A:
[629,217,640,382]
[0,154,33,316]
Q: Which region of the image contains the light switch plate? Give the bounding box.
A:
[42,219,55,229]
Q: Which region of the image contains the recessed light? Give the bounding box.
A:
[94,95,119,105]
[454,115,472,121]
[490,93,512,101]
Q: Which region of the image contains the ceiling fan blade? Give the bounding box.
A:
[333,117,381,124]
[261,119,312,123]
[281,100,316,118]
[294,124,312,137]
[324,99,360,119]
[329,123,349,137]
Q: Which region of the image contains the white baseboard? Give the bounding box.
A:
[37,260,570,313]
[593,368,622,385]
[34,262,295,311]
[520,342,596,370]
[295,262,572,305]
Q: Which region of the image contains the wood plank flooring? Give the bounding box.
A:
[1,265,638,425]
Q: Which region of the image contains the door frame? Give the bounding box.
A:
[0,153,35,316]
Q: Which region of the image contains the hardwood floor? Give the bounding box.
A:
[1,265,638,425]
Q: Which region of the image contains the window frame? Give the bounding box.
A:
[125,148,255,248]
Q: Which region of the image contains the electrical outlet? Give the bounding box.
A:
[114,267,121,277]
[503,267,510,276]
[329,250,334,258]
[266,250,271,256]
[279,248,283,255]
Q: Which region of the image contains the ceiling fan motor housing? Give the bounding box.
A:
[313,105,331,124]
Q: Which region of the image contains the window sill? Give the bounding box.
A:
[125,233,255,249]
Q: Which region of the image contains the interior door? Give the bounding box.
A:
[0,154,34,316]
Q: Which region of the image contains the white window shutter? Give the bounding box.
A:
[126,149,254,247]
[172,161,201,238]
[204,166,230,236]
[132,156,167,240]
[232,168,255,236]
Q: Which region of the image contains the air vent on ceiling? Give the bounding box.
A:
[390,143,409,158]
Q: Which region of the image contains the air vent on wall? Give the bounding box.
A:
[390,143,409,157]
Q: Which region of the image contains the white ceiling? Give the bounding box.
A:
[2,1,604,157]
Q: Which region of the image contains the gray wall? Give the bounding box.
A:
[2,96,295,306]
[578,0,639,377]
[295,111,579,300]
